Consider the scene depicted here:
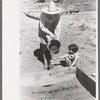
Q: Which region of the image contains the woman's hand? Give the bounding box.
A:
[24,12,29,17]
[50,34,56,40]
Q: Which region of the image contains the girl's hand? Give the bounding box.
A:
[57,57,61,59]
[68,67,72,70]
[53,58,58,61]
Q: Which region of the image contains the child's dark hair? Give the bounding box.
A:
[68,44,79,53]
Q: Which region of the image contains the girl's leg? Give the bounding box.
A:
[65,57,71,67]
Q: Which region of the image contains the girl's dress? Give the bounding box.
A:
[64,52,80,66]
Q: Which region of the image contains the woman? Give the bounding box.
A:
[25,1,62,70]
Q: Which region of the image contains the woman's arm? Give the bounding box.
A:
[24,12,40,20]
[40,21,56,39]
[54,20,61,40]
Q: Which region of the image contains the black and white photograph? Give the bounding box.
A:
[20,0,97,100]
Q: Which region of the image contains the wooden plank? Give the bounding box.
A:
[76,67,96,97]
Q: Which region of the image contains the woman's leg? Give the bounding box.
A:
[45,49,52,70]
[40,43,48,68]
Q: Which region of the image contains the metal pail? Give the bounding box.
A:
[47,40,61,54]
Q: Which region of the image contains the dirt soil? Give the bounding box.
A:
[20,0,96,100]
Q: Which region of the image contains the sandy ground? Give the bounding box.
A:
[20,1,96,100]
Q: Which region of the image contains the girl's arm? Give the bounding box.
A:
[58,54,68,59]
[24,12,40,20]
[69,56,78,67]
[69,53,81,67]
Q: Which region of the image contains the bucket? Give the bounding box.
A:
[47,40,61,54]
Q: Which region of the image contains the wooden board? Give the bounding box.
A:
[76,67,96,97]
